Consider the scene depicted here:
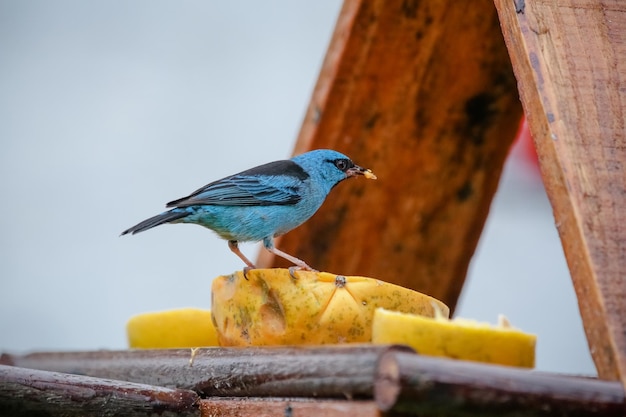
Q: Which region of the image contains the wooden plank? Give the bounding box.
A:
[201,398,381,417]
[0,364,200,417]
[493,0,626,383]
[256,0,523,311]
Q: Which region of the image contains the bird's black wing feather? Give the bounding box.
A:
[166,160,309,208]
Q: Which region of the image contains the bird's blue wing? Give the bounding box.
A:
[166,160,309,208]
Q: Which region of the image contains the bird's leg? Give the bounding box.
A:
[263,237,317,276]
[228,240,256,280]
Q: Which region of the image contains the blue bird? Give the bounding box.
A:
[121,149,376,271]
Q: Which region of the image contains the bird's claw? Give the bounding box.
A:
[288,266,301,279]
[288,265,318,279]
[243,266,254,280]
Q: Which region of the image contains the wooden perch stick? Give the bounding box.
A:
[375,351,626,416]
[1,345,411,399]
[0,364,199,417]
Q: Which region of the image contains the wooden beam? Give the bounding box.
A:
[493,0,626,383]
[257,0,523,311]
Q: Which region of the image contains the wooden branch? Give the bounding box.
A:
[4,347,624,416]
[257,0,523,312]
[200,398,381,417]
[1,345,411,398]
[375,351,626,416]
[0,364,199,417]
[493,0,626,383]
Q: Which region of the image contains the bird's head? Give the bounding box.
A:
[291,149,377,189]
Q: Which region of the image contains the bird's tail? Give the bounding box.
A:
[120,209,188,236]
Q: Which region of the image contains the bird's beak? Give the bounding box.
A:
[347,165,377,180]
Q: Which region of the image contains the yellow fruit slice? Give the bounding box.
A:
[127,308,219,348]
[372,308,536,368]
[211,268,449,346]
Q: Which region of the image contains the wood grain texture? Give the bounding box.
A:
[5,348,624,416]
[375,351,626,416]
[493,0,626,383]
[201,398,381,417]
[1,345,411,399]
[257,0,523,311]
[0,364,200,417]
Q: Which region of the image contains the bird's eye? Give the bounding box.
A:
[334,159,351,172]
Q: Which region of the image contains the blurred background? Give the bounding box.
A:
[0,1,595,375]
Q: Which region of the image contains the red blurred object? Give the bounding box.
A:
[510,117,539,175]
[515,117,539,171]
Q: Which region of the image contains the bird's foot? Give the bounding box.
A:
[288,264,318,279]
[242,266,256,280]
[288,266,300,279]
[263,243,318,278]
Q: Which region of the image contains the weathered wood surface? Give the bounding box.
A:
[200,398,381,417]
[493,0,626,384]
[0,364,200,417]
[375,351,626,416]
[3,347,624,416]
[1,345,411,398]
[256,0,523,312]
